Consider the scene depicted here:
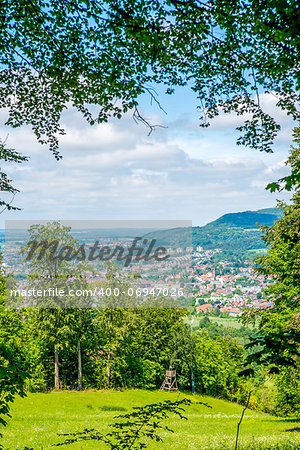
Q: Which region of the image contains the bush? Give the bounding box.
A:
[275,367,300,418]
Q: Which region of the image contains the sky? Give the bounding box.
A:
[0,88,294,228]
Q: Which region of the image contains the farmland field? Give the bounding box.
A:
[1,390,300,449]
[192,316,247,329]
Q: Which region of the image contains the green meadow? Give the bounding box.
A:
[205,316,245,329]
[1,390,299,449]
[192,316,245,330]
[246,249,268,256]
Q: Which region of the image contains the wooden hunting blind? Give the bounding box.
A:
[159,366,178,391]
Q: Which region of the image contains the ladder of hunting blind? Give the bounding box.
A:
[160,366,178,391]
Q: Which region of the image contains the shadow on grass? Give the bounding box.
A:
[99,405,127,411]
[85,404,127,411]
[261,418,300,424]
[284,427,300,433]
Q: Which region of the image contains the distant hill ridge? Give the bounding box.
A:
[143,207,282,255]
[208,208,282,229]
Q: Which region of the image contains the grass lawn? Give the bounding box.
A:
[1,390,300,449]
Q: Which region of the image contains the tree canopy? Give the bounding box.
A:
[0,0,299,209]
[0,0,299,158]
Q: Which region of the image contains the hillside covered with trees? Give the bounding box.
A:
[144,208,283,256]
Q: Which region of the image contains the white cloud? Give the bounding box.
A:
[0,104,292,227]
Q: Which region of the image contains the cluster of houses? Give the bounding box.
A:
[195,299,274,317]
[191,251,274,316]
[127,246,275,314]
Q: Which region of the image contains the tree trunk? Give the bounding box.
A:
[54,343,60,389]
[106,352,110,387]
[191,367,195,394]
[77,339,83,390]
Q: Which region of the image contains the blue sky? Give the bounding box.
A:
[0,88,294,228]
